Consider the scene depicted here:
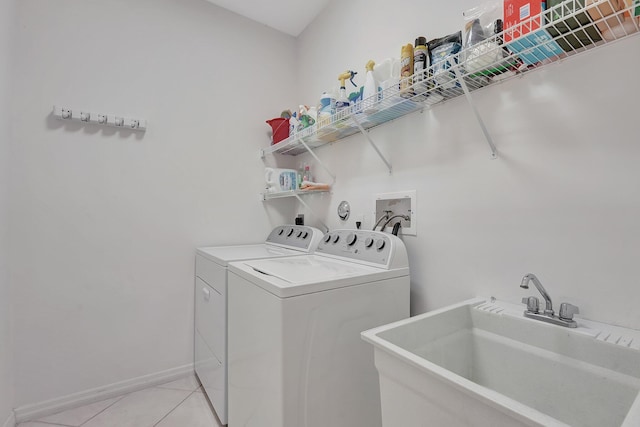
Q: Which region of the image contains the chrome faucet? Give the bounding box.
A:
[519,273,579,328]
[521,273,554,315]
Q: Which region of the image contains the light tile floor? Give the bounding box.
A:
[17,375,223,427]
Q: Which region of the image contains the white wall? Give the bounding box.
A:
[296,0,640,330]
[11,0,297,407]
[1,0,16,422]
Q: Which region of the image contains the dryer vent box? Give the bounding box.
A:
[374,191,416,236]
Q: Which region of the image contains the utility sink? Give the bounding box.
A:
[361,298,640,427]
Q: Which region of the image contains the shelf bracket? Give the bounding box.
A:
[454,67,498,159]
[294,193,329,233]
[298,137,337,183]
[351,114,393,174]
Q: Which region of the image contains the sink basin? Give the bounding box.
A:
[361,297,640,427]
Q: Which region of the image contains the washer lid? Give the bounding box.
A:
[230,255,409,298]
[196,244,301,266]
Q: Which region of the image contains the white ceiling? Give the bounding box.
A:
[204,0,331,37]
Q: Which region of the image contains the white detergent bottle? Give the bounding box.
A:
[362,60,378,113]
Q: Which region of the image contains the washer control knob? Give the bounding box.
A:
[333,235,340,244]
[346,233,357,246]
[365,237,374,248]
[278,228,284,235]
[301,231,308,239]
[323,234,332,243]
[297,231,303,238]
[287,228,294,237]
[376,239,386,250]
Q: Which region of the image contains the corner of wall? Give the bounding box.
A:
[2,412,16,427]
[0,0,17,423]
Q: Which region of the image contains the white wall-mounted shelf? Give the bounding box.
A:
[260,189,331,231]
[260,188,329,201]
[261,0,639,164]
[258,0,639,227]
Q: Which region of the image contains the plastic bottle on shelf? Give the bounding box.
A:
[318,91,336,127]
[400,43,414,98]
[297,164,304,189]
[302,164,312,183]
[362,60,378,112]
[289,112,299,135]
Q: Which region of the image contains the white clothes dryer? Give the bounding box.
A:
[194,225,323,425]
[227,229,410,427]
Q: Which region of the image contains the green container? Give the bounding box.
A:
[546,0,603,52]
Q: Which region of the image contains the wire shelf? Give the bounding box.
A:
[261,188,329,201]
[263,0,639,157]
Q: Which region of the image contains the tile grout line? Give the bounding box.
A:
[151,389,199,427]
[77,393,128,426]
[21,422,75,427]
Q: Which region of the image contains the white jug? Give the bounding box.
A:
[265,168,298,192]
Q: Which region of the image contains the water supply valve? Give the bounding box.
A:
[559,303,579,321]
[521,296,540,314]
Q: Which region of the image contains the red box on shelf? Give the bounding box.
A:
[504,0,544,41]
[503,0,564,64]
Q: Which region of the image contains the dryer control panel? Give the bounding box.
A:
[265,225,324,252]
[315,229,408,269]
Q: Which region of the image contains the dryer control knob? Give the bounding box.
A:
[297,231,303,238]
[365,237,374,248]
[287,228,294,237]
[278,228,284,235]
[323,234,332,243]
[376,239,386,250]
[346,233,357,246]
[333,235,340,244]
[301,231,308,239]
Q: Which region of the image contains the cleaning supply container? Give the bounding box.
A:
[266,118,290,145]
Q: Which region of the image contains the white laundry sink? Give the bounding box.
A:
[361,297,640,427]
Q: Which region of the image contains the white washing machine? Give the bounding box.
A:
[227,229,410,427]
[194,225,324,425]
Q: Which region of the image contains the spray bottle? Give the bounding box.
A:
[362,60,378,112]
[336,70,357,113]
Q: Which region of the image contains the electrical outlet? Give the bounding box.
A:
[373,190,416,236]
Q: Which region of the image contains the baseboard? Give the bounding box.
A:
[2,411,15,427]
[14,363,194,423]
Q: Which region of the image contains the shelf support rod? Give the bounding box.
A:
[298,137,337,183]
[454,67,498,159]
[351,114,393,174]
[294,193,329,233]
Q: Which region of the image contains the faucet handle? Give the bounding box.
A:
[522,296,540,313]
[559,303,579,321]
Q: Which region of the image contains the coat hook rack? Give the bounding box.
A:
[52,105,147,132]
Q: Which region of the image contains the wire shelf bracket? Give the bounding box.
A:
[454,67,498,159]
[298,136,337,183]
[351,114,393,174]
